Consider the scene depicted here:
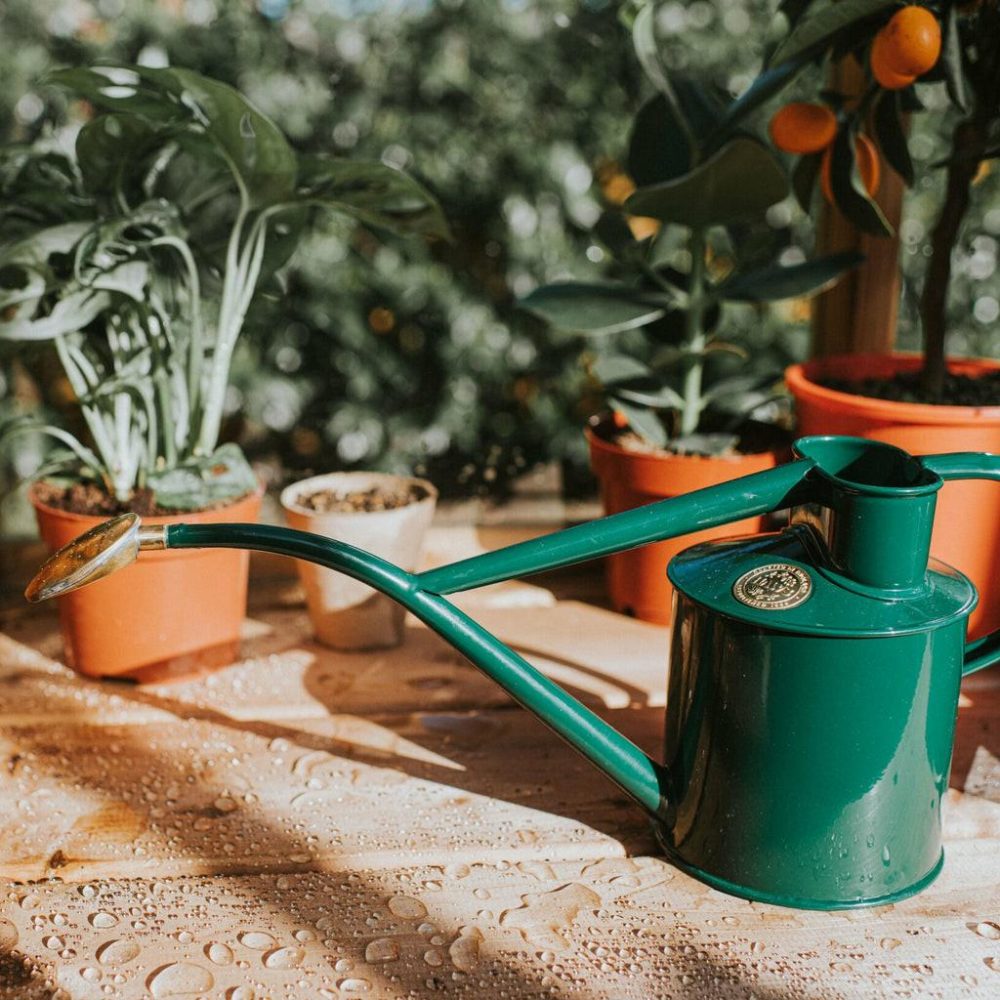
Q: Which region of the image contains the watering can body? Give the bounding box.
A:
[660,527,974,908]
[25,435,1000,911]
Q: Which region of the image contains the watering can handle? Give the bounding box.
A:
[921,452,1000,676]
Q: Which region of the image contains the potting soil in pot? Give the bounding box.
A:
[821,369,1000,407]
[295,483,430,513]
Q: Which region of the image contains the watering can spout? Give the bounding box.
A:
[21,457,817,820]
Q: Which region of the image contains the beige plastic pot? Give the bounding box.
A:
[280,472,437,650]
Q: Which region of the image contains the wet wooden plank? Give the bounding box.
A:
[0,695,665,883]
[3,846,999,1000]
[0,596,668,725]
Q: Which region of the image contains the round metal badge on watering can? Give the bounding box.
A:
[732,563,812,610]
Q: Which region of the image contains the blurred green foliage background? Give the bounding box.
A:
[2,0,998,531]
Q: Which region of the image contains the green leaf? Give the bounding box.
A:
[147,443,258,510]
[75,112,158,198]
[520,282,671,335]
[168,68,297,209]
[624,138,790,227]
[873,90,914,186]
[628,81,729,185]
[715,251,863,301]
[44,66,183,122]
[828,126,893,237]
[294,156,449,240]
[0,288,110,341]
[792,152,824,212]
[593,354,685,409]
[628,94,695,185]
[769,0,896,67]
[611,397,668,449]
[48,66,298,209]
[670,431,739,456]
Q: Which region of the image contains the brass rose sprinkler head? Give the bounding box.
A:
[25,513,166,603]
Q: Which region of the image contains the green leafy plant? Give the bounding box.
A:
[750,0,1000,397]
[0,64,446,509]
[520,5,861,454]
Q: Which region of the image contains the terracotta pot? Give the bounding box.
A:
[786,352,1000,639]
[587,426,783,624]
[31,487,262,683]
[280,472,437,650]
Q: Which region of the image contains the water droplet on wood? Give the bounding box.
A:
[147,961,214,997]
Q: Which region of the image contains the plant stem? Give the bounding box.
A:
[680,227,707,437]
[919,119,985,397]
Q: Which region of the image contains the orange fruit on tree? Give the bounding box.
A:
[769,103,837,155]
[878,6,942,77]
[871,31,918,89]
[821,134,882,203]
[769,102,838,155]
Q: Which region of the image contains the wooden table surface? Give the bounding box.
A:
[1,522,999,1000]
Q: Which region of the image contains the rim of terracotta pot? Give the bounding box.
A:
[280,471,438,518]
[29,481,264,527]
[585,419,786,470]
[786,352,1000,425]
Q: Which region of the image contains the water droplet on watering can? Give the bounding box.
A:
[984,956,1000,973]
[882,845,892,867]
[206,942,234,965]
[262,946,304,969]
[424,948,444,967]
[880,938,902,950]
[147,961,214,997]
[44,935,65,949]
[387,895,427,919]
[89,911,118,929]
[238,931,275,950]
[79,884,99,900]
[228,987,255,1000]
[80,966,101,982]
[19,893,40,910]
[96,939,140,965]
[365,938,399,963]
[974,921,1000,940]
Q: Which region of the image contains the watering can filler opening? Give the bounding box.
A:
[25,436,1000,910]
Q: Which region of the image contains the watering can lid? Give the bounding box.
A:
[667,525,976,638]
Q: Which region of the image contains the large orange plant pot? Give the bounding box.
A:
[786,353,1000,639]
[31,488,262,682]
[587,426,783,624]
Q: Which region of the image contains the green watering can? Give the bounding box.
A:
[25,436,1000,910]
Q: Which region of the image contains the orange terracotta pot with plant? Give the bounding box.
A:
[587,422,781,622]
[0,65,445,679]
[745,3,1000,636]
[31,488,262,682]
[520,7,857,621]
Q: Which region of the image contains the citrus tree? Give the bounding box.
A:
[740,0,1000,397]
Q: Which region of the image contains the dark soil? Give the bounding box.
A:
[822,370,1000,407]
[599,416,791,458]
[296,483,430,513]
[33,481,249,517]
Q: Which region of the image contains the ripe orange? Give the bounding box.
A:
[871,31,918,89]
[821,134,881,203]
[879,6,942,77]
[769,102,838,155]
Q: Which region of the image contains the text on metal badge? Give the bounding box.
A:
[732,563,812,611]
